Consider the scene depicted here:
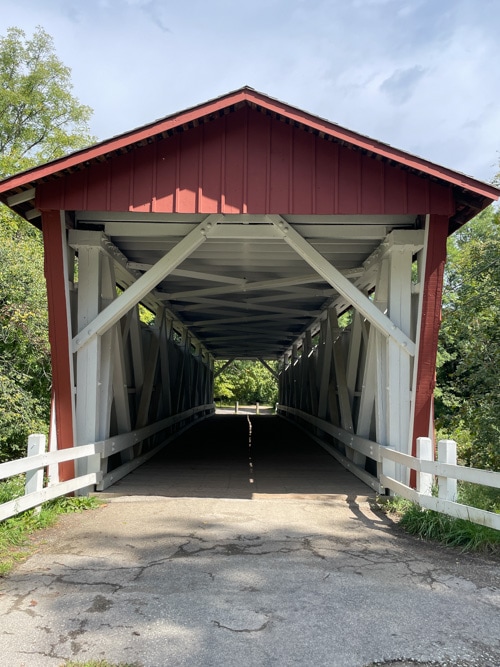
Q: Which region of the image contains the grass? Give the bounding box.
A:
[380,484,500,553]
[0,475,103,576]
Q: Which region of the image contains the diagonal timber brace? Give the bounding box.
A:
[269,216,416,356]
[72,215,222,353]
[258,358,279,380]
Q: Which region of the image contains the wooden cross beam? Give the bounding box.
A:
[269,215,416,356]
[71,215,222,353]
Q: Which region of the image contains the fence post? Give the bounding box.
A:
[416,437,433,496]
[25,434,47,513]
[256,401,260,415]
[437,439,457,501]
[235,401,239,414]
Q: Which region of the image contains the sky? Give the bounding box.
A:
[1,0,499,183]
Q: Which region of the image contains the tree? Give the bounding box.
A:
[214,360,278,405]
[0,228,50,461]
[435,205,500,470]
[0,26,94,461]
[0,26,93,178]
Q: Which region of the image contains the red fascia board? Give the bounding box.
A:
[0,86,499,202]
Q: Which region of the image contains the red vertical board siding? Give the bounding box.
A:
[315,138,336,214]
[361,156,384,213]
[33,108,461,217]
[292,128,314,214]
[42,210,75,481]
[269,119,291,212]
[36,179,64,211]
[177,127,201,212]
[384,164,407,214]
[338,147,361,213]
[246,111,270,213]
[155,134,177,212]
[109,152,132,210]
[61,170,86,211]
[407,172,430,213]
[86,161,109,211]
[430,181,454,215]
[131,142,155,211]
[223,109,246,213]
[200,120,222,213]
[410,214,448,482]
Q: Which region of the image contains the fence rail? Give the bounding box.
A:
[2,403,498,531]
[278,404,500,531]
[0,403,215,521]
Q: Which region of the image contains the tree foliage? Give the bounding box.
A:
[435,205,500,470]
[0,221,51,461]
[214,360,278,405]
[0,26,93,461]
[0,26,93,177]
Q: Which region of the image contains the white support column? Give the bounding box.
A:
[129,307,145,410]
[346,310,363,411]
[385,244,413,483]
[329,310,361,464]
[175,328,188,413]
[305,330,318,416]
[318,317,333,420]
[75,244,102,477]
[330,310,354,434]
[373,259,389,449]
[135,308,163,430]
[291,343,299,409]
[357,260,387,441]
[157,312,172,419]
[98,255,117,444]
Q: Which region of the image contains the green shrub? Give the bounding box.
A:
[458,482,500,514]
[399,503,500,551]
[381,493,500,552]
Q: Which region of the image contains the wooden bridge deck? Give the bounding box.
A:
[100,415,372,500]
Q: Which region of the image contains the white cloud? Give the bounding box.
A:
[1,0,499,181]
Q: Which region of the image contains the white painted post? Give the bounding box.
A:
[416,436,433,496]
[256,402,260,415]
[47,397,59,486]
[437,439,457,501]
[235,401,239,414]
[25,434,46,513]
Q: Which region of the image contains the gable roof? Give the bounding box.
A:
[0,86,498,229]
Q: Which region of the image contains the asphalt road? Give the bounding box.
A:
[1,416,499,667]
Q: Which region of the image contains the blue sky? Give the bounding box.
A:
[2,0,499,182]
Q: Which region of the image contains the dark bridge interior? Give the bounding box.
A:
[102,415,372,500]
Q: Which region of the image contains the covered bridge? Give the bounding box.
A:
[0,87,498,492]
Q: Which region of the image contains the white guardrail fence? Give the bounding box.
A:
[0,403,214,522]
[1,403,498,530]
[278,405,500,532]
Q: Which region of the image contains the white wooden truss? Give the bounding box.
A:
[63,213,427,488]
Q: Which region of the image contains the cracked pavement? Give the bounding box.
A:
[0,416,499,666]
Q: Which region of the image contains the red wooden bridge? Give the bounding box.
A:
[0,87,498,510]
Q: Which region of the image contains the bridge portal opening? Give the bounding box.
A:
[0,88,497,495]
